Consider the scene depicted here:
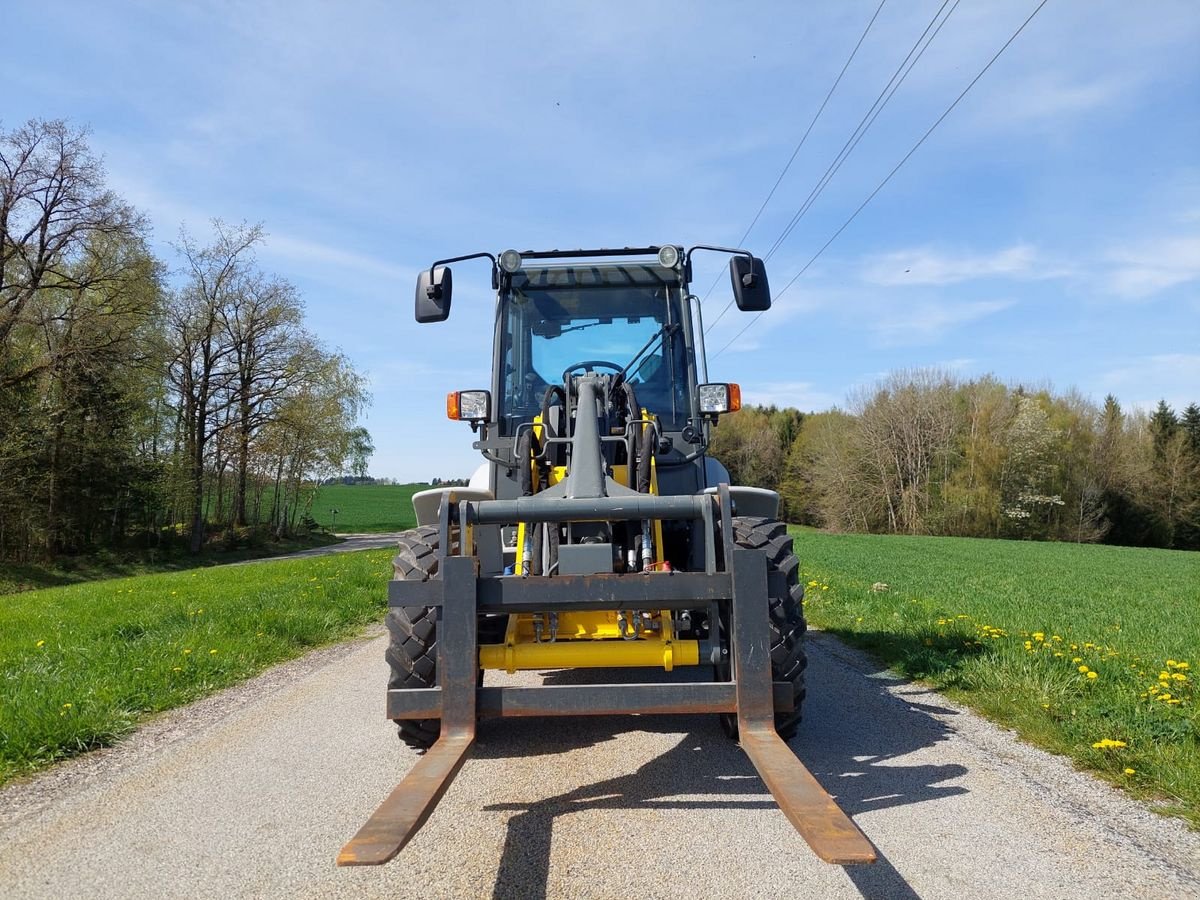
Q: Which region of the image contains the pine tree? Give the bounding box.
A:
[1181,403,1200,454]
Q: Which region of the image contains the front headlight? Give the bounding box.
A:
[697,383,741,415]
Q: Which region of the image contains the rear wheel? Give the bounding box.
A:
[719,516,808,740]
[385,525,505,751]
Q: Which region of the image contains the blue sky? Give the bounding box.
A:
[5,1,1198,480]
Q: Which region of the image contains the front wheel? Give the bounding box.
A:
[385,525,505,750]
[719,516,808,740]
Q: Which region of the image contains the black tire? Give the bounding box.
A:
[385,526,509,750]
[385,526,443,750]
[721,516,808,740]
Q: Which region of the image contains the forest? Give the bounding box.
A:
[711,369,1200,550]
[0,119,371,561]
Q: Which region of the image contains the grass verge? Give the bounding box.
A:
[0,549,394,786]
[793,529,1200,827]
[0,532,343,596]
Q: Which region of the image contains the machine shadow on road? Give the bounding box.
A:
[472,640,967,900]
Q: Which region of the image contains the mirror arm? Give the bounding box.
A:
[684,245,755,285]
[427,251,499,297]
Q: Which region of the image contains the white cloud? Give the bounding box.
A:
[742,380,840,411]
[869,299,1013,346]
[861,244,1049,286]
[1096,354,1200,413]
[1105,235,1200,299]
[993,74,1130,125]
[262,233,414,282]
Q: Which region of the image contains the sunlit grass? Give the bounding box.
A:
[0,549,394,785]
[793,530,1200,827]
[308,482,427,533]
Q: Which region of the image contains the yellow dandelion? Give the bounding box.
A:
[183,649,192,655]
[1124,768,1136,775]
[62,702,72,708]
[172,666,182,672]
[1087,671,1098,680]
[36,639,45,648]
[1072,657,1082,664]
[1078,665,1089,674]
[209,649,218,655]
[1172,673,1187,682]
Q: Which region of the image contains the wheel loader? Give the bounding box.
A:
[339,245,875,867]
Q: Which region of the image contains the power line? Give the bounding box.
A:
[711,0,1053,362]
[697,0,888,308]
[762,0,962,260]
[706,0,959,335]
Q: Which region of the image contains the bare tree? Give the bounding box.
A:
[166,220,262,552]
[852,369,958,534]
[1,119,144,389]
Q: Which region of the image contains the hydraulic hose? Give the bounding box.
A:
[621,382,641,491]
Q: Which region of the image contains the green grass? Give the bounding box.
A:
[0,549,394,785]
[307,482,428,533]
[792,529,1200,826]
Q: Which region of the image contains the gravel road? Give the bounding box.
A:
[2,630,1198,899]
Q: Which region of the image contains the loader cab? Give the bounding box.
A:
[495,262,693,436]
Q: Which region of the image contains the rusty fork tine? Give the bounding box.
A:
[731,547,877,866]
[337,730,474,866]
[339,556,480,866]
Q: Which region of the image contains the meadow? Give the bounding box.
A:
[306,482,426,533]
[0,549,395,786]
[793,530,1200,826]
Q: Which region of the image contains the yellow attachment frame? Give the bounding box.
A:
[496,411,688,672]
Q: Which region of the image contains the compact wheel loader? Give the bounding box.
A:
[339,245,875,867]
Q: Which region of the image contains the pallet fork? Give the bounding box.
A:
[338,487,876,868]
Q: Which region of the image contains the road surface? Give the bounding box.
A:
[1,631,1197,899]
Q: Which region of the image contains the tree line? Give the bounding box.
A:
[711,369,1200,550]
[0,119,371,560]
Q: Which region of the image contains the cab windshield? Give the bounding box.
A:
[498,264,689,433]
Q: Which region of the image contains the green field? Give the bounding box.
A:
[794,530,1200,825]
[307,482,428,533]
[0,550,394,785]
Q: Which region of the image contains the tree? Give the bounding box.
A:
[851,369,958,534]
[346,427,374,479]
[1,120,144,391]
[166,221,263,552]
[1181,403,1200,454]
[0,121,162,559]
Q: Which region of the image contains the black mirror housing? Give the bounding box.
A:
[730,256,771,312]
[415,265,453,323]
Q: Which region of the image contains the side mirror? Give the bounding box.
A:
[415,265,453,323]
[729,256,771,312]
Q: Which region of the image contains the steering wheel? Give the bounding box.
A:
[561,359,623,382]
